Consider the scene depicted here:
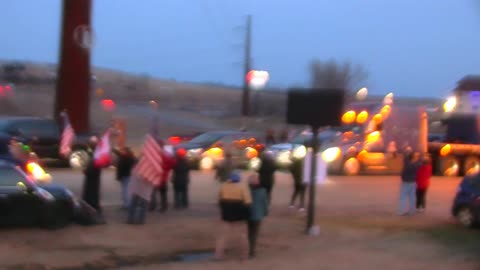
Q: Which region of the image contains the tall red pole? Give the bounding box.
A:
[54,0,92,133]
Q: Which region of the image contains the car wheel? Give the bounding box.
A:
[69,149,89,170]
[457,207,476,228]
[343,157,360,176]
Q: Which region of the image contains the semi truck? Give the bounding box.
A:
[320,101,480,177]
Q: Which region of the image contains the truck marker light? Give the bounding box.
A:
[342,111,356,124]
[440,144,452,157]
[356,111,368,124]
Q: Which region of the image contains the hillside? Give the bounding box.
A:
[0,61,445,144]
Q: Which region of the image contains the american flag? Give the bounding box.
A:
[60,112,75,157]
[133,134,164,185]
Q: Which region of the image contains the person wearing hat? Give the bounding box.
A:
[172,148,190,209]
[215,171,252,260]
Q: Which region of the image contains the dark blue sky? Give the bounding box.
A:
[1,0,480,97]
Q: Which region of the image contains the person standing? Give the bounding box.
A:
[415,155,432,212]
[82,137,104,220]
[114,146,136,209]
[172,148,190,209]
[398,152,422,216]
[216,151,234,183]
[127,173,153,225]
[247,173,268,259]
[215,171,252,261]
[257,149,276,205]
[265,129,276,146]
[150,142,176,212]
[289,156,306,211]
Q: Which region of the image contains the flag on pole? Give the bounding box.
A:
[94,130,112,168]
[59,112,76,157]
[133,134,164,185]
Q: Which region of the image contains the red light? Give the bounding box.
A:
[169,136,182,145]
[101,99,115,112]
[5,85,11,91]
[246,70,255,82]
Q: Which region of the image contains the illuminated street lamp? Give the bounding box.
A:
[246,70,270,90]
[383,92,394,105]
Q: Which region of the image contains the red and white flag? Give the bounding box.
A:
[133,134,164,185]
[94,130,112,168]
[59,112,76,157]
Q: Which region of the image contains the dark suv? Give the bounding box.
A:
[0,117,90,168]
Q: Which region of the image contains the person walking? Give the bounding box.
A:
[257,149,276,205]
[114,146,136,209]
[289,156,306,211]
[399,152,422,216]
[415,154,432,212]
[150,142,176,212]
[215,171,252,261]
[172,148,190,209]
[247,173,268,259]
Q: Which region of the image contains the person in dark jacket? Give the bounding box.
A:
[172,148,190,209]
[82,137,104,220]
[265,129,276,146]
[114,146,136,209]
[257,149,276,205]
[247,173,268,259]
[150,143,176,212]
[215,171,252,260]
[215,151,234,182]
[398,152,422,216]
[289,156,306,211]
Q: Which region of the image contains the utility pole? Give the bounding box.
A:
[241,15,252,117]
[54,0,93,133]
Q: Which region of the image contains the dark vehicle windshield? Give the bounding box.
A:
[12,120,60,138]
[189,132,225,146]
[0,166,27,186]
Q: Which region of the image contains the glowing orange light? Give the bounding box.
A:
[440,144,451,157]
[356,111,369,124]
[248,138,256,146]
[205,147,224,159]
[26,162,47,179]
[342,111,356,124]
[366,131,381,143]
[357,150,368,161]
[245,147,258,159]
[373,114,383,125]
[239,139,247,148]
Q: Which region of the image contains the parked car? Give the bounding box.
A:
[0,160,80,229]
[452,174,480,227]
[0,116,92,169]
[177,131,264,170]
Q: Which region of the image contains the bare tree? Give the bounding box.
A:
[309,59,368,93]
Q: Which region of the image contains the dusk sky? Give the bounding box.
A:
[1,0,480,97]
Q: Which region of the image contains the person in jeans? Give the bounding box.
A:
[127,175,153,225]
[247,173,269,259]
[215,171,252,260]
[415,154,432,212]
[289,156,306,211]
[398,152,422,216]
[172,148,190,209]
[114,146,136,209]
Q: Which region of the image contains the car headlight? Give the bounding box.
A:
[322,147,341,163]
[277,151,292,165]
[292,145,307,159]
[187,148,203,158]
[248,157,262,170]
[35,188,55,202]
